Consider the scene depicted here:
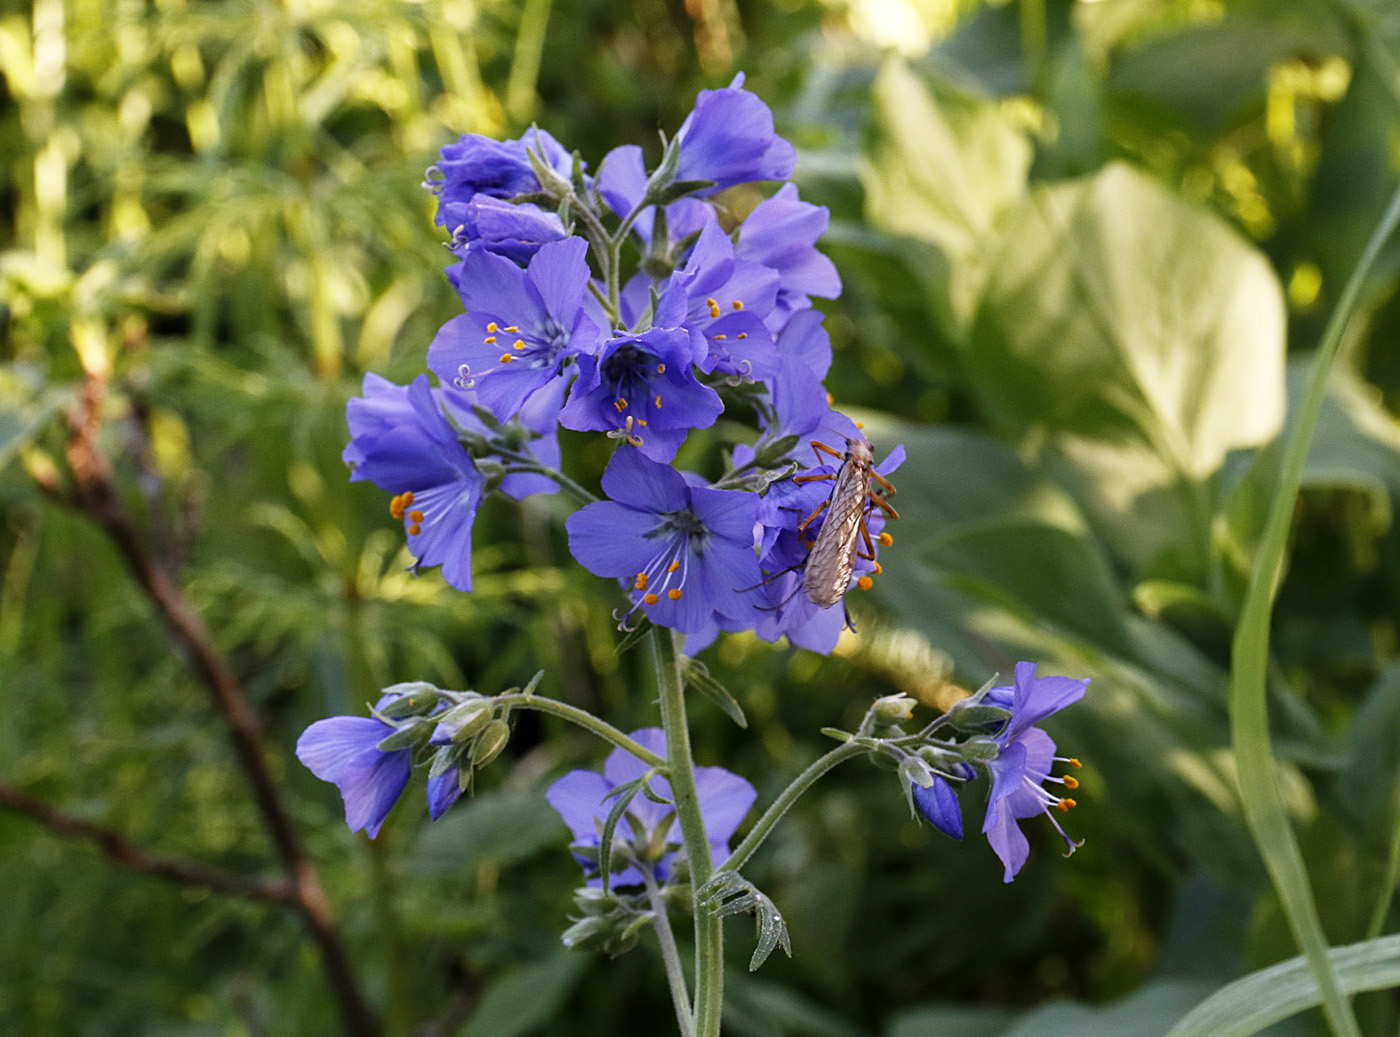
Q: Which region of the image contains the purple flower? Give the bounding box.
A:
[558,327,722,463]
[296,696,413,839]
[913,775,964,840]
[982,662,1088,882]
[674,73,796,192]
[428,127,574,228]
[343,373,485,592]
[735,184,841,333]
[565,447,763,635]
[546,728,756,886]
[653,221,780,381]
[428,237,601,423]
[448,195,569,264]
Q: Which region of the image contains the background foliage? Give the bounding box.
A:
[4,0,1400,1034]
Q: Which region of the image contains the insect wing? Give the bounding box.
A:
[802,459,870,608]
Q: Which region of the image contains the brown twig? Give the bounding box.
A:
[55,368,383,1037]
[0,782,297,904]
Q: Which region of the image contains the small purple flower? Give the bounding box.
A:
[913,775,964,840]
[653,221,780,381]
[428,237,601,423]
[735,184,842,333]
[448,195,569,264]
[343,373,485,592]
[565,447,763,635]
[982,662,1088,882]
[546,728,756,886]
[674,73,796,192]
[296,696,414,839]
[428,127,574,228]
[558,327,722,463]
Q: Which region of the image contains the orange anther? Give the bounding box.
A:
[499,354,514,363]
[878,532,893,547]
[643,593,659,605]
[408,510,424,524]
[667,588,683,601]
[484,336,497,345]
[1067,758,1082,769]
[667,560,680,573]
[408,523,422,536]
[634,573,648,590]
[856,575,873,590]
[1063,775,1080,790]
[732,300,744,311]
[486,322,499,332]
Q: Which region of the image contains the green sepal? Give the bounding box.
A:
[945,704,1011,731]
[377,682,441,718]
[470,719,511,768]
[615,618,654,655]
[376,720,431,752]
[957,736,1002,761]
[428,743,466,780]
[651,178,716,206]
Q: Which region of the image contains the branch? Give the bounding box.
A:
[57,369,382,1037]
[0,781,297,904]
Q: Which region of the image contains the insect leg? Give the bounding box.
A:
[856,516,877,561]
[796,499,829,532]
[792,471,836,485]
[871,471,897,497]
[809,440,846,464]
[869,491,899,520]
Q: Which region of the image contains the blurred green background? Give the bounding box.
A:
[4,0,1400,1034]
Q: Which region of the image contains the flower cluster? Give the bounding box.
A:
[905,662,1088,882]
[342,73,898,654]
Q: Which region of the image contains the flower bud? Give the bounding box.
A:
[376,718,433,752]
[871,694,918,726]
[944,702,1011,732]
[434,700,494,743]
[898,754,936,789]
[470,719,511,768]
[957,736,1002,762]
[377,682,441,718]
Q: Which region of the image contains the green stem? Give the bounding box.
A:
[650,627,724,1037]
[1366,773,1400,942]
[644,871,695,1037]
[490,692,665,767]
[719,741,865,874]
[498,462,598,506]
[1229,182,1400,1037]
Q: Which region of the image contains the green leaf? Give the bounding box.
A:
[1165,934,1400,1037]
[0,371,74,475]
[862,57,1031,331]
[966,162,1286,581]
[412,791,562,876]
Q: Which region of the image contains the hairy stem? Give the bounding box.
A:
[491,691,666,766]
[645,871,695,1037]
[650,627,724,1037]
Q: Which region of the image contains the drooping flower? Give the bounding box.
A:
[296,694,417,838]
[558,327,722,463]
[565,447,763,634]
[447,194,569,264]
[428,237,601,423]
[428,127,575,229]
[673,73,796,192]
[981,662,1088,882]
[545,728,756,887]
[913,774,964,840]
[343,373,485,592]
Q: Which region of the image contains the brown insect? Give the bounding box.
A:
[793,436,899,609]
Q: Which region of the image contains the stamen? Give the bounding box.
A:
[873,562,883,574]
[878,532,893,547]
[826,392,834,405]
[737,332,747,339]
[1053,798,1077,813]
[614,398,628,412]
[667,589,682,601]
[503,325,519,333]
[1062,775,1079,790]
[637,418,647,426]
[643,593,659,605]
[732,300,743,311]
[856,421,865,429]
[513,339,526,350]
[667,560,680,573]
[654,394,662,409]
[408,523,422,536]
[499,354,514,363]
[634,573,648,590]
[656,363,666,374]
[486,322,499,332]
[402,491,414,506]
[856,576,873,590]
[408,510,424,523]
[713,334,727,341]
[706,297,720,318]
[1066,758,1082,768]
[484,336,497,345]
